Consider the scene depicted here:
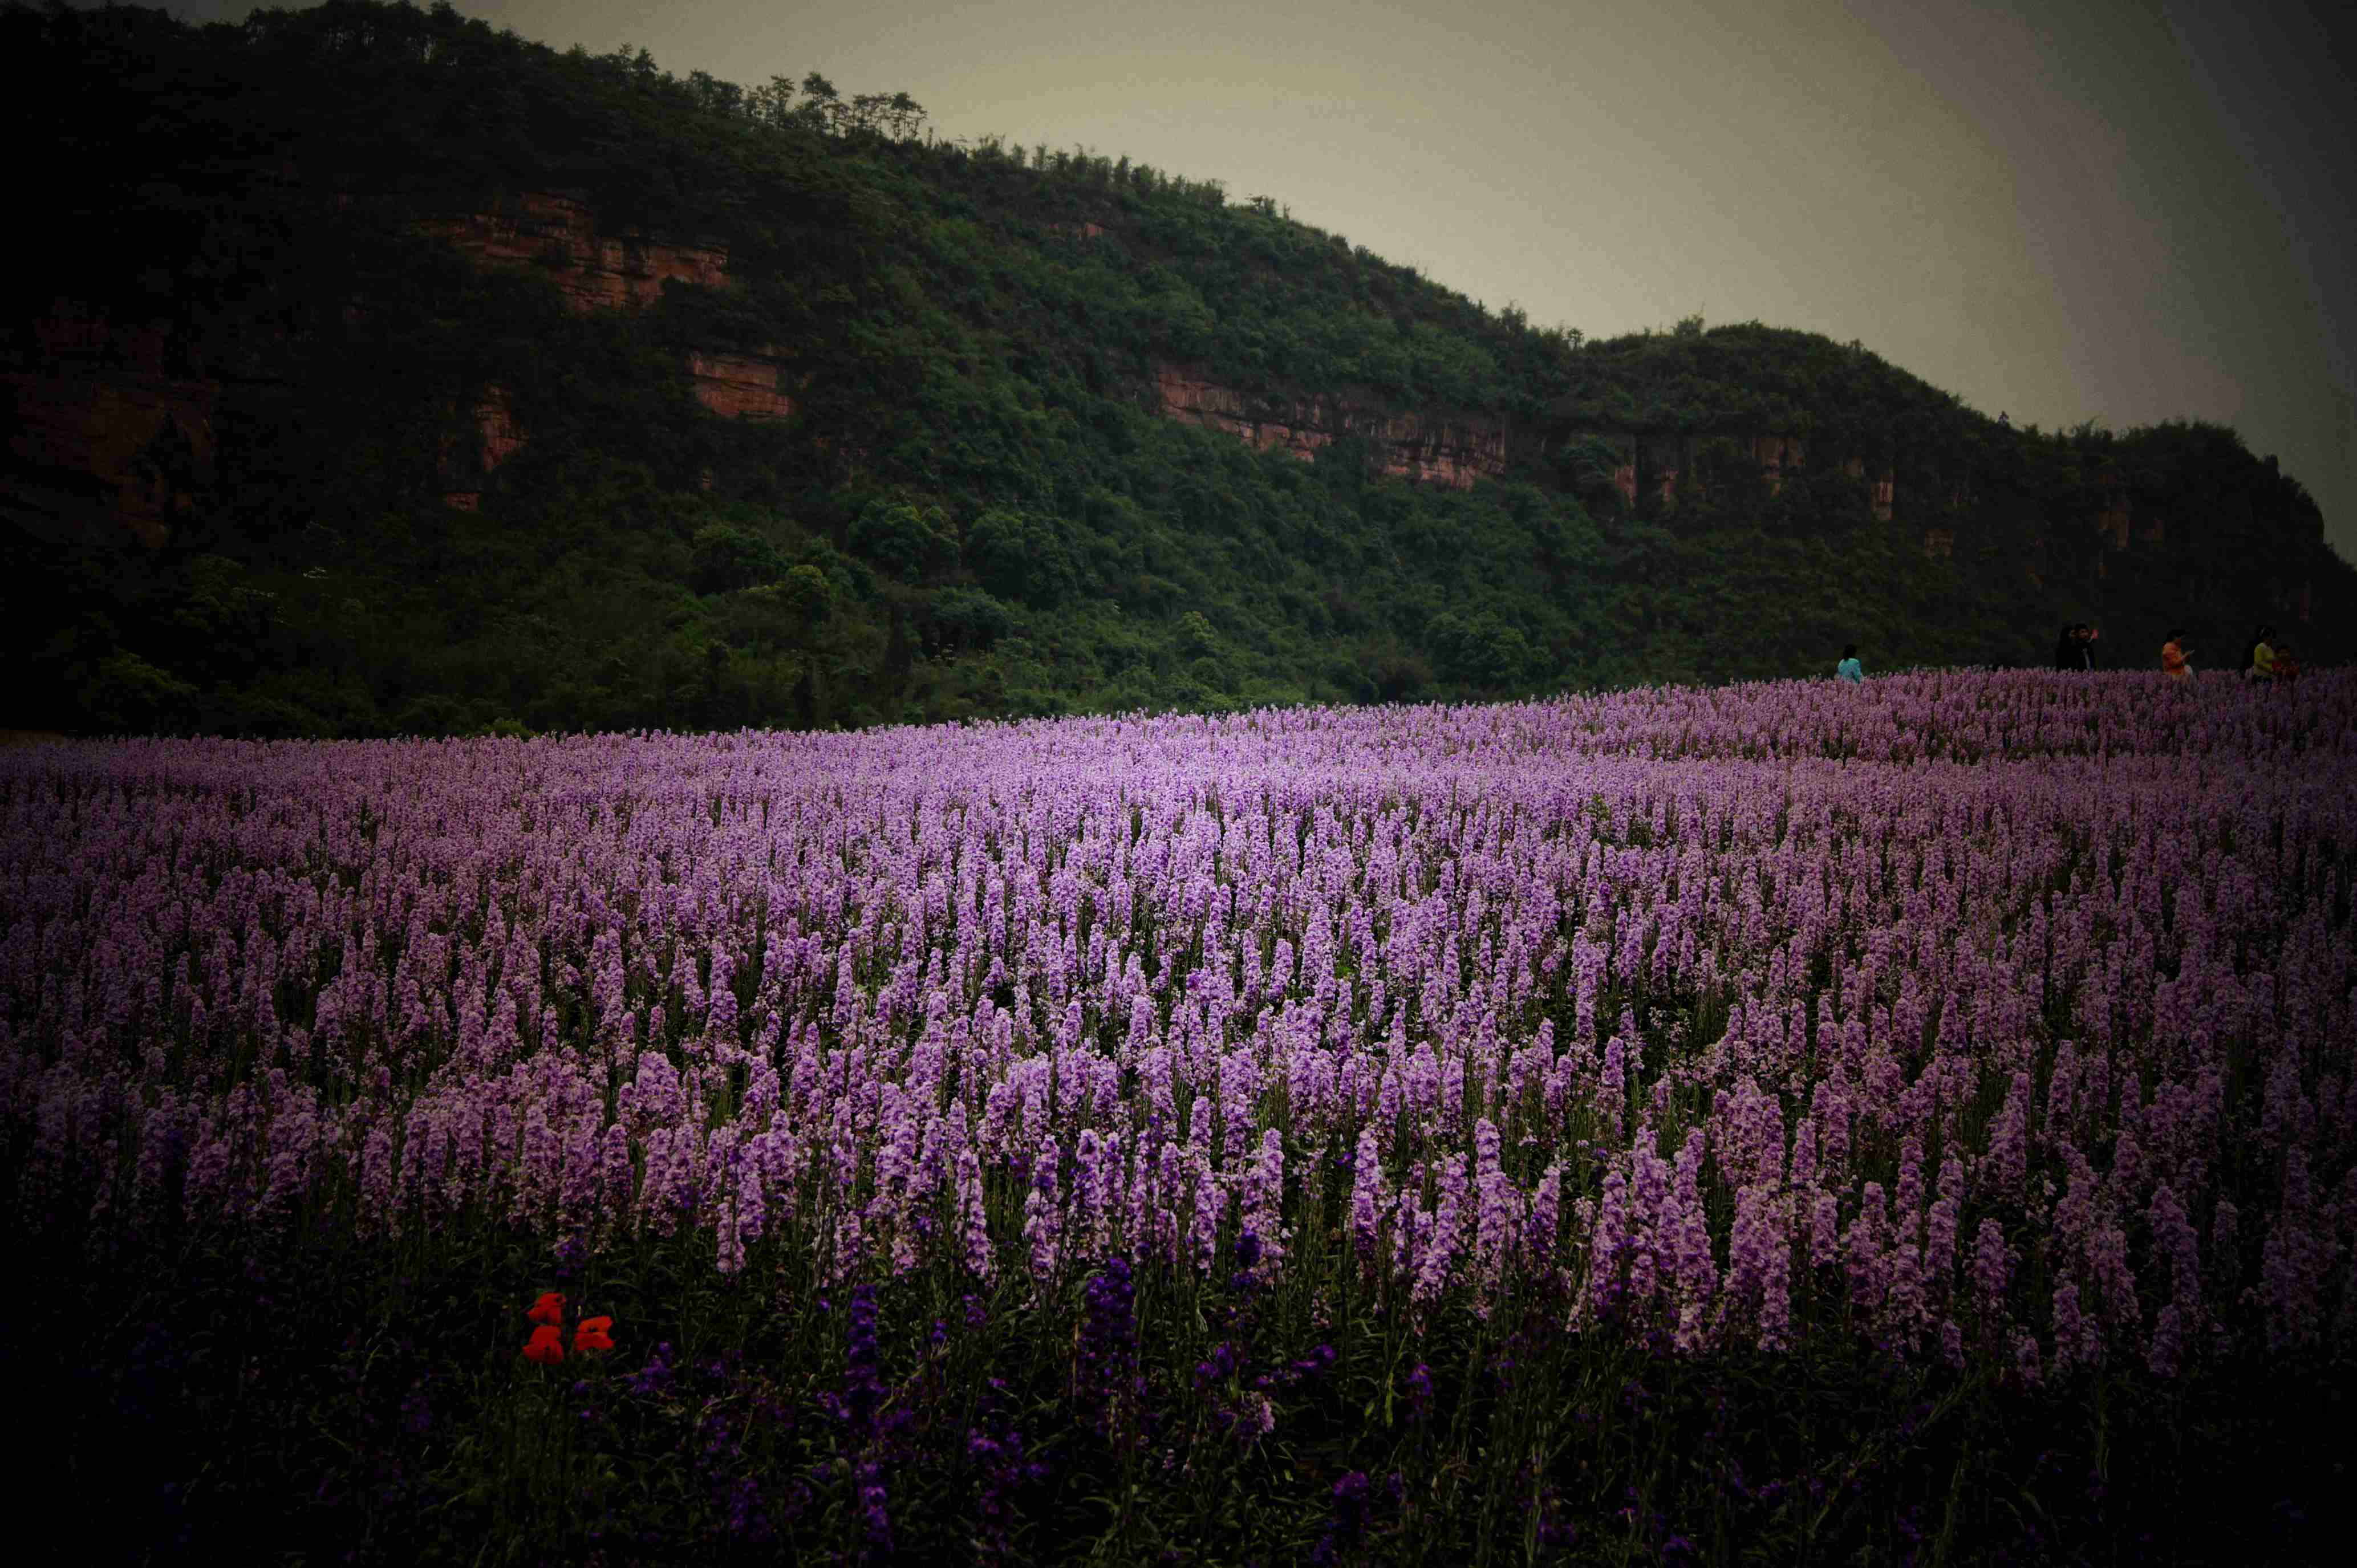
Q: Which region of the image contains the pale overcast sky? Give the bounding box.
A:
[164,1,2356,559]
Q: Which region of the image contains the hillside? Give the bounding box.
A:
[3,0,2348,737]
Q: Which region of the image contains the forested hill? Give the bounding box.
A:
[5,1,2348,737]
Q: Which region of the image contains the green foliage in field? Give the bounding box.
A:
[15,1171,2352,1562]
[1,0,2348,737]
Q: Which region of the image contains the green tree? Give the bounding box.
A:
[850,501,957,584]
[690,524,786,595]
[1430,610,1535,690]
[967,508,1080,608]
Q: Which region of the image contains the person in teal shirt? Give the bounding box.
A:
[1836,644,1864,684]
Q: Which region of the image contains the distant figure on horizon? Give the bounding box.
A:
[2053,624,2099,671]
[2162,629,2192,683]
[2246,625,2277,681]
[1836,644,1864,684]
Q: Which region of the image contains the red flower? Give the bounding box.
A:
[572,1315,615,1354]
[527,1291,566,1326]
[523,1324,565,1364]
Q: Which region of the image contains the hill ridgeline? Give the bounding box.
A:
[3,0,2347,737]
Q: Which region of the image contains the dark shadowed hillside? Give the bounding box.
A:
[4,0,2347,736]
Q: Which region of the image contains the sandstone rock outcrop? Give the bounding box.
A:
[1570,430,1812,509]
[689,350,794,421]
[4,302,213,546]
[1835,457,1897,519]
[418,191,729,314]
[1750,434,1803,494]
[1154,364,1506,490]
[439,383,524,510]
[420,192,790,423]
[476,384,524,469]
[2097,487,2131,550]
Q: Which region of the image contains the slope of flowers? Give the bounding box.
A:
[3,670,2352,1378]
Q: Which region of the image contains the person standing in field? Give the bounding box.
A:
[1836,644,1864,684]
[2053,623,2080,671]
[2162,630,2193,683]
[2246,625,2277,681]
[2078,624,2100,669]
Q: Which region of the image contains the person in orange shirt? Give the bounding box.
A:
[2161,630,2193,683]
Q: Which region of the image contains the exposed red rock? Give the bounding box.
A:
[38,312,167,373]
[1750,434,1803,494]
[5,304,212,546]
[1154,364,1507,490]
[476,383,524,470]
[1572,430,1811,508]
[1828,458,1898,517]
[436,382,525,505]
[2096,490,2131,550]
[688,351,794,421]
[419,191,729,314]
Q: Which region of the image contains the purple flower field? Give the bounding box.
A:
[7,669,2357,1561]
[8,668,2350,1380]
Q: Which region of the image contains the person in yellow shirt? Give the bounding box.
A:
[2246,625,2277,681]
[2161,631,2192,683]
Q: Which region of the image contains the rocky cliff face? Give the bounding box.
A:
[11,190,790,529]
[2097,482,2132,551]
[3,303,214,546]
[440,383,525,510]
[476,383,525,469]
[688,351,794,421]
[1154,364,1507,490]
[1751,434,1803,494]
[1833,456,1896,521]
[424,196,790,433]
[417,191,729,314]
[1575,430,1856,513]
